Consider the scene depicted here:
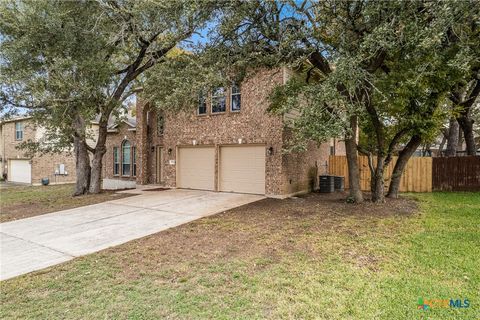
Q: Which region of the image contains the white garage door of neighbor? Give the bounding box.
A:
[9,159,32,184]
[177,147,215,191]
[219,146,266,194]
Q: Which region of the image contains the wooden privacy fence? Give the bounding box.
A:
[328,155,432,192]
[432,156,480,191]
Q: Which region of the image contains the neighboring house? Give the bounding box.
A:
[102,68,345,197]
[0,117,76,185]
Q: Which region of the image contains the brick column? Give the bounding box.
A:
[136,99,149,185]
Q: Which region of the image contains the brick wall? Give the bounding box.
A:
[31,152,76,185]
[332,138,346,156]
[281,132,331,195]
[2,120,35,160]
[103,122,137,183]
[146,109,164,184]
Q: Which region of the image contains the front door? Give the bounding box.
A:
[156,146,162,184]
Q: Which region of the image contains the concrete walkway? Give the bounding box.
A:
[0,189,263,280]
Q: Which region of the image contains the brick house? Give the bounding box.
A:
[0,117,76,185]
[102,68,344,197]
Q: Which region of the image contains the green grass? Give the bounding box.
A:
[0,192,478,319]
[0,184,76,207]
[0,184,130,222]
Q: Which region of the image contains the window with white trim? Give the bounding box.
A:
[122,140,131,176]
[113,147,119,175]
[231,84,241,112]
[211,87,226,113]
[15,122,23,140]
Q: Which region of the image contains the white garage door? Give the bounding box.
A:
[9,160,31,184]
[219,146,265,194]
[177,147,215,191]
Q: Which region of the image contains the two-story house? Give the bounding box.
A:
[0,117,76,185]
[101,68,345,197]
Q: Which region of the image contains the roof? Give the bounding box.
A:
[0,115,32,125]
[107,116,136,130]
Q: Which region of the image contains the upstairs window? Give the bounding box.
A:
[211,87,226,113]
[122,140,131,176]
[15,122,23,140]
[198,91,207,115]
[231,84,241,112]
[157,114,164,136]
[113,147,119,175]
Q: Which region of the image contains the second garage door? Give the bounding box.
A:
[177,147,215,191]
[219,146,265,194]
[8,159,32,184]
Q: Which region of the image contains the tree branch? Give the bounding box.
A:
[308,51,332,75]
[461,78,480,110]
[385,127,411,165]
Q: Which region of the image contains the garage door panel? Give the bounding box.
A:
[9,160,31,184]
[219,146,265,194]
[177,147,215,191]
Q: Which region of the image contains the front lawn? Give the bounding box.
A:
[0,184,131,223]
[0,192,478,319]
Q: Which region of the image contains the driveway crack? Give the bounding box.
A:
[0,231,76,258]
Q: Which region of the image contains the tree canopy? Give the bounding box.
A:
[1,0,478,201]
[0,0,217,194]
[144,0,479,202]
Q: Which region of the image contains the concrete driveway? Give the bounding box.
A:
[0,189,263,281]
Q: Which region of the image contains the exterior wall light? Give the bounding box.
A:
[267,146,274,156]
[168,148,172,155]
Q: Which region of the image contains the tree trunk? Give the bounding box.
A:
[457,127,464,152]
[363,100,386,202]
[422,143,431,157]
[458,117,476,155]
[387,135,422,198]
[345,116,363,203]
[452,78,480,156]
[89,149,105,194]
[438,130,447,156]
[371,155,385,203]
[73,115,91,196]
[445,117,459,156]
[73,138,91,196]
[89,116,108,194]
